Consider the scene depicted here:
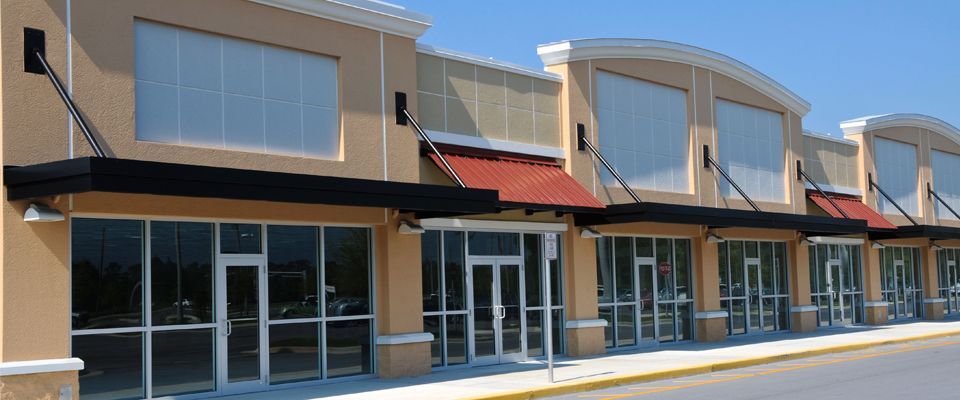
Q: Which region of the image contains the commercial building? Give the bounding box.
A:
[0,1,958,399]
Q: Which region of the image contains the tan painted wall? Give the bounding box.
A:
[549,59,806,215]
[375,213,424,336]
[563,214,599,322]
[3,0,420,183]
[802,135,860,192]
[852,126,960,228]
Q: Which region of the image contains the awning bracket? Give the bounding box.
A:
[24,27,107,158]
[796,160,850,219]
[868,173,918,225]
[395,92,466,189]
[927,182,960,221]
[576,123,642,204]
[703,145,761,212]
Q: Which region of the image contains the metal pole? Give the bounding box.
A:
[870,178,918,226]
[798,165,850,219]
[928,184,960,221]
[402,108,466,188]
[544,241,554,383]
[580,136,642,204]
[704,151,762,212]
[34,51,107,158]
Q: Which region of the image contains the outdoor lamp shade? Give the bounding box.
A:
[23,203,64,222]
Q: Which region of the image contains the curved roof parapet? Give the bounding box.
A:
[248,0,432,39]
[840,114,960,146]
[536,38,811,117]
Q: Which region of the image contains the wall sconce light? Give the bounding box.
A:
[799,235,815,246]
[397,220,425,235]
[23,203,64,222]
[580,228,602,239]
[706,232,726,243]
[930,240,944,250]
[871,241,886,250]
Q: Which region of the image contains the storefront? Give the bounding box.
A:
[938,248,960,315]
[808,243,865,327]
[718,240,790,335]
[880,246,924,320]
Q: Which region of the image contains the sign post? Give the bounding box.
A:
[544,232,558,383]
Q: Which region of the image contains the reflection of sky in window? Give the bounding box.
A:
[72,218,143,269]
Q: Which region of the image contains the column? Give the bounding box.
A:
[861,241,888,325]
[922,245,945,320]
[374,213,432,378]
[693,237,726,342]
[788,239,817,332]
[563,216,606,357]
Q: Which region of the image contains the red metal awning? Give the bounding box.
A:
[426,145,605,211]
[807,191,896,230]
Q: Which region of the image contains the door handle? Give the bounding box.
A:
[223,319,233,337]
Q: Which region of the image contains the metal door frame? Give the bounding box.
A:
[467,256,526,366]
[824,260,846,326]
[633,257,659,347]
[743,258,764,335]
[216,254,269,395]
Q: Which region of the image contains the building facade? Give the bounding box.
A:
[1,1,958,399]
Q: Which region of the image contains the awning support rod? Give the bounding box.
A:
[395,92,466,189]
[796,160,850,219]
[927,182,960,221]
[576,123,642,204]
[703,145,761,212]
[24,27,107,158]
[868,173,918,225]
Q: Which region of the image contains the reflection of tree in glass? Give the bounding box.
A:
[324,228,371,317]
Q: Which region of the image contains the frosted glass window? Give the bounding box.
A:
[596,71,689,193]
[931,150,960,219]
[716,100,785,203]
[135,20,339,159]
[873,137,918,216]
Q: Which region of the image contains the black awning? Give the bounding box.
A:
[4,157,499,215]
[574,202,868,234]
[868,224,960,240]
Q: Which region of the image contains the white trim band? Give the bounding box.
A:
[805,235,865,245]
[790,305,819,313]
[0,358,84,377]
[841,114,960,147]
[803,182,862,197]
[419,218,568,233]
[423,129,565,159]
[565,319,608,329]
[864,301,888,308]
[802,129,859,146]
[923,298,947,304]
[694,311,728,319]
[247,0,432,39]
[417,44,563,82]
[375,332,434,346]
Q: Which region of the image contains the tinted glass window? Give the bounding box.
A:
[524,234,543,307]
[324,227,371,317]
[267,225,319,319]
[152,329,215,396]
[72,218,144,329]
[74,333,144,400]
[151,221,214,325]
[468,232,520,256]
[444,231,466,311]
[326,320,371,377]
[421,230,441,312]
[220,223,261,254]
[269,322,320,384]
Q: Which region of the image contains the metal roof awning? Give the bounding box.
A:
[806,191,897,231]
[868,224,960,241]
[574,202,869,235]
[4,157,499,215]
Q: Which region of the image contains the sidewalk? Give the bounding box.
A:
[220,319,960,400]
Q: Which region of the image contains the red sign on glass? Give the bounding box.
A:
[658,261,672,276]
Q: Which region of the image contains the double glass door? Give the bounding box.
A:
[216,257,267,394]
[470,258,525,365]
[823,261,851,326]
[938,250,960,315]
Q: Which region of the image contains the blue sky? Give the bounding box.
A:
[401,0,960,137]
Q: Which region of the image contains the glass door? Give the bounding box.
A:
[825,261,846,325]
[746,260,762,333]
[948,259,959,313]
[470,258,525,365]
[217,257,267,394]
[635,259,657,346]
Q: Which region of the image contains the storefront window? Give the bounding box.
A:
[151,221,214,325]
[267,225,320,319]
[72,218,144,330]
[719,240,790,335]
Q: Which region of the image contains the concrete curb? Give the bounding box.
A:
[460,329,960,400]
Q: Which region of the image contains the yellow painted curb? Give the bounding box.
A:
[459,329,960,400]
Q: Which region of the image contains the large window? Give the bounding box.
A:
[716,99,785,203]
[937,248,960,316]
[809,244,864,327]
[718,241,789,335]
[135,20,339,158]
[880,246,923,320]
[596,71,689,193]
[932,150,960,220]
[873,137,918,216]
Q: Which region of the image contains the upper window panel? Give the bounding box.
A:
[716,100,785,203]
[873,137,918,216]
[416,53,561,148]
[932,150,959,219]
[135,21,340,159]
[596,71,689,193]
[802,135,859,194]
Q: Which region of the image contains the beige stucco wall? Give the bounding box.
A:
[549,58,806,215]
[3,0,420,183]
[802,134,860,192]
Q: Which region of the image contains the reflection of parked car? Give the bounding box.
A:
[327,297,369,317]
[278,295,319,318]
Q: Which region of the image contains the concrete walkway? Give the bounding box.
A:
[219,319,960,400]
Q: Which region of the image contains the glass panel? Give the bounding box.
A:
[267,225,319,319]
[719,243,729,298]
[677,303,692,341]
[599,306,614,348]
[776,297,789,330]
[524,234,543,307]
[268,322,320,384]
[775,242,788,295]
[219,223,261,254]
[551,309,564,355]
[730,241,744,297]
[747,264,760,332]
[762,298,775,332]
[72,218,144,329]
[615,238,634,302]
[424,316,442,366]
[526,310,544,357]
[658,303,675,342]
[597,237,614,303]
[656,238,674,301]
[550,258,563,306]
[818,295,830,326]
[324,227,371,317]
[745,241,759,258]
[226,265,260,383]
[500,264,523,355]
[675,239,691,300]
[151,221,214,326]
[444,231,467,311]
[472,264,496,357]
[326,319,372,378]
[446,314,467,365]
[74,333,143,400]
[421,230,441,312]
[616,305,636,347]
[722,300,731,333]
[851,246,862,292]
[152,329,215,396]
[635,237,654,258]
[638,263,655,341]
[882,247,895,291]
[468,232,520,256]
[760,242,773,297]
[809,245,820,294]
[730,299,746,335]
